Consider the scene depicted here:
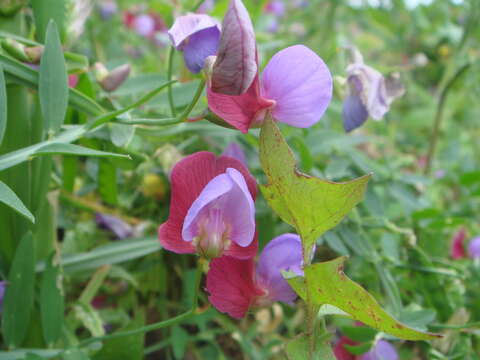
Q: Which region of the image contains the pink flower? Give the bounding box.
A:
[450,227,467,259]
[206,0,332,133]
[206,233,304,318]
[158,152,258,259]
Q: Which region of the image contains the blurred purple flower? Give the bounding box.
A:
[360,340,398,360]
[468,236,480,258]
[168,14,221,74]
[133,14,156,37]
[0,281,6,313]
[265,0,285,16]
[96,213,133,240]
[98,0,118,20]
[222,142,247,167]
[343,47,405,132]
[266,17,279,33]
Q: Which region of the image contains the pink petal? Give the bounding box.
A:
[207,76,275,133]
[261,45,332,128]
[168,14,220,49]
[158,152,257,257]
[450,228,467,259]
[210,0,257,95]
[206,256,265,318]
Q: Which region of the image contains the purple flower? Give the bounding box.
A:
[198,0,215,13]
[133,14,156,37]
[206,233,305,318]
[222,142,247,167]
[0,281,6,312]
[98,0,118,20]
[468,237,480,258]
[265,1,285,17]
[168,14,221,74]
[96,213,133,240]
[360,340,398,360]
[343,47,405,132]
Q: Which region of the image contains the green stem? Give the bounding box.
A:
[78,259,204,347]
[114,79,205,126]
[424,63,471,175]
[167,46,176,117]
[301,235,316,359]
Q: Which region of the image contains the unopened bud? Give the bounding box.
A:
[1,39,29,62]
[95,63,131,92]
[24,46,44,64]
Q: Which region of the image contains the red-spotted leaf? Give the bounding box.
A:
[287,257,441,341]
[210,0,257,95]
[259,116,370,254]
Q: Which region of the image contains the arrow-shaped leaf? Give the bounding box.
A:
[259,116,370,252]
[288,257,441,341]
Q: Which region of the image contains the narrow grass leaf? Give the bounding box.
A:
[40,253,64,345]
[0,65,6,145]
[39,20,69,133]
[0,180,34,223]
[98,159,118,205]
[33,143,131,160]
[2,232,36,347]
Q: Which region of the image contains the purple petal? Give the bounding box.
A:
[98,0,118,20]
[255,233,303,304]
[182,168,255,249]
[261,45,332,128]
[468,236,480,258]
[183,26,221,73]
[210,0,257,96]
[95,213,133,240]
[168,14,220,49]
[222,142,247,167]
[0,281,6,313]
[360,340,398,360]
[198,0,215,13]
[134,14,156,37]
[343,94,368,132]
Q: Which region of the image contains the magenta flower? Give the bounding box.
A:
[0,281,6,312]
[222,142,247,167]
[333,336,357,360]
[265,1,285,17]
[360,340,398,360]
[450,228,467,259]
[468,236,480,258]
[207,0,332,133]
[343,47,404,132]
[206,233,304,318]
[168,14,221,74]
[158,152,258,259]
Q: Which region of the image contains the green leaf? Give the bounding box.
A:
[2,232,36,348]
[172,326,189,360]
[62,349,90,360]
[285,333,335,360]
[98,159,118,205]
[344,343,372,355]
[259,116,371,252]
[341,326,377,342]
[92,310,145,360]
[0,65,6,145]
[0,180,34,223]
[39,20,69,133]
[40,253,64,345]
[31,0,66,43]
[73,303,105,337]
[33,143,131,160]
[35,237,161,274]
[288,257,441,340]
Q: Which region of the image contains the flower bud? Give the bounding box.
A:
[1,39,29,62]
[95,63,131,92]
[24,46,44,64]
